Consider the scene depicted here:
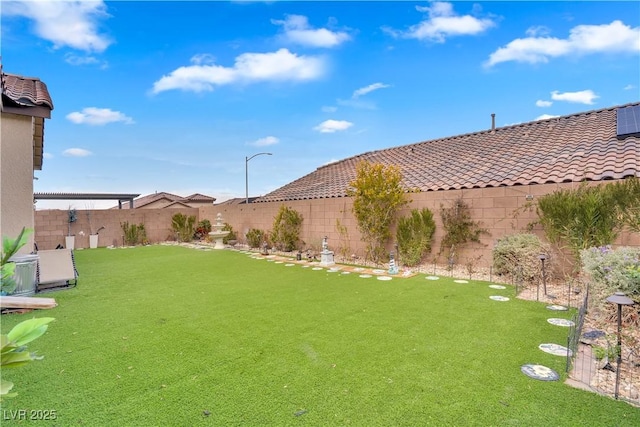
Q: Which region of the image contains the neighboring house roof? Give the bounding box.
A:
[116,192,216,209]
[215,197,255,206]
[257,103,640,203]
[1,70,54,171]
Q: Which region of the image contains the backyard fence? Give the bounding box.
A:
[566,288,640,407]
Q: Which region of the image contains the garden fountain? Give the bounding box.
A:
[208,213,230,250]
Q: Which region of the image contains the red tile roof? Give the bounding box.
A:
[257,103,640,203]
[1,72,54,110]
[117,192,216,209]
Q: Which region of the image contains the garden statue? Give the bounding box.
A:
[320,236,335,266]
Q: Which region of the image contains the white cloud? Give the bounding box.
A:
[386,2,495,42]
[352,82,390,99]
[66,108,134,125]
[313,119,353,133]
[63,148,93,157]
[624,84,636,91]
[3,0,112,52]
[535,114,560,121]
[272,14,350,48]
[64,53,107,68]
[43,152,54,159]
[525,26,551,37]
[551,90,599,105]
[486,20,640,67]
[536,100,552,107]
[152,48,325,94]
[251,136,279,147]
[321,106,337,113]
[336,98,375,110]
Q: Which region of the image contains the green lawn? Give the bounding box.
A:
[2,245,638,426]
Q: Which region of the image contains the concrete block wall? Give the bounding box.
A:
[34,208,199,250]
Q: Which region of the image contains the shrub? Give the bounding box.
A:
[492,233,551,283]
[271,205,303,252]
[347,161,408,263]
[121,222,147,246]
[171,213,196,242]
[396,208,436,267]
[222,223,237,244]
[440,198,488,265]
[246,228,266,249]
[194,219,212,240]
[581,246,640,302]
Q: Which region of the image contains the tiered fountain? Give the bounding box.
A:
[208,213,230,250]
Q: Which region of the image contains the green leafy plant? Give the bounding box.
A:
[396,208,436,267]
[492,233,552,284]
[440,198,489,266]
[121,221,147,246]
[1,317,54,401]
[536,180,640,263]
[1,227,33,295]
[347,161,408,263]
[246,228,266,249]
[270,205,303,252]
[581,245,640,302]
[67,207,77,236]
[171,213,196,242]
[222,223,237,244]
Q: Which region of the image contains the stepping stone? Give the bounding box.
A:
[377,276,392,281]
[285,264,295,267]
[372,269,386,275]
[546,305,568,311]
[425,276,439,280]
[539,343,573,357]
[547,318,575,327]
[520,364,560,381]
[312,267,323,271]
[341,271,351,275]
[582,330,605,340]
[275,261,283,264]
[301,265,310,268]
[359,274,372,279]
[327,269,339,273]
[454,279,469,284]
[353,268,365,272]
[489,284,506,289]
[490,295,510,301]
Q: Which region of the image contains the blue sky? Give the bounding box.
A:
[2,1,639,209]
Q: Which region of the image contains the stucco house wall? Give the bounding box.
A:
[0,113,37,253]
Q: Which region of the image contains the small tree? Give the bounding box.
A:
[440,198,488,265]
[347,161,408,263]
[171,213,196,242]
[396,208,436,267]
[271,205,303,252]
[246,228,266,249]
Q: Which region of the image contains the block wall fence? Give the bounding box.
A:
[34,181,639,268]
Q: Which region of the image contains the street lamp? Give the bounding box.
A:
[605,291,635,399]
[245,152,272,205]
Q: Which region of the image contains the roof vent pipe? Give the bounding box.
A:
[491,113,496,132]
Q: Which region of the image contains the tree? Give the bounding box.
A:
[347,161,408,263]
[271,205,303,251]
[396,208,436,267]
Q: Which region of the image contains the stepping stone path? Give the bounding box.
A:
[546,305,568,311]
[520,364,560,381]
[539,343,573,357]
[547,318,575,327]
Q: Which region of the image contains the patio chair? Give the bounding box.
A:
[36,249,79,293]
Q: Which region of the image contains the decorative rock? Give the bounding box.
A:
[520,364,560,381]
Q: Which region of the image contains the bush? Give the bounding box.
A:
[581,246,640,303]
[246,228,266,249]
[222,223,237,244]
[492,233,551,283]
[121,222,147,246]
[440,198,488,265]
[171,213,196,242]
[396,208,436,267]
[271,205,303,252]
[195,219,212,240]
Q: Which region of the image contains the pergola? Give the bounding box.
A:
[34,192,140,209]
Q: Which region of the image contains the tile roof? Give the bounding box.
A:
[1,72,54,110]
[257,103,640,203]
[117,192,216,209]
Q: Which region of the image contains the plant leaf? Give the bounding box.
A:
[6,318,55,346]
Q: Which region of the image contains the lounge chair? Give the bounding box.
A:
[36,249,79,293]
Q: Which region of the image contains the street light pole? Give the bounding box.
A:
[245,152,272,205]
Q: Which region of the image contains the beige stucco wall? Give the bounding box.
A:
[0,112,35,254]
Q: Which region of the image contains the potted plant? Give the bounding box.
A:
[65,207,77,249]
[87,210,104,249]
